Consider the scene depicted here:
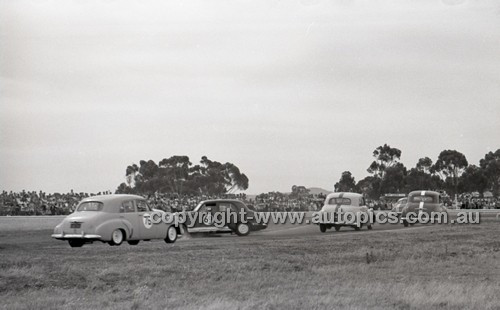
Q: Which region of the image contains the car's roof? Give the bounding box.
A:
[408,190,439,197]
[81,194,145,203]
[325,192,363,199]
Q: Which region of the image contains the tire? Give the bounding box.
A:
[319,224,327,233]
[127,240,140,245]
[367,224,373,230]
[165,225,178,243]
[109,229,124,246]
[354,225,361,231]
[403,220,409,227]
[235,223,250,236]
[334,225,341,232]
[68,239,84,248]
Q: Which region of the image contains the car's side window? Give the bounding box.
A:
[218,202,235,213]
[121,200,135,213]
[205,203,217,213]
[197,204,207,213]
[136,200,149,212]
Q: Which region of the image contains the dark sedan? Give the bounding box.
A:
[183,199,267,236]
[400,190,448,227]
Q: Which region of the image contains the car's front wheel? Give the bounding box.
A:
[165,225,178,243]
[68,239,84,248]
[319,224,327,233]
[235,223,250,236]
[109,229,124,246]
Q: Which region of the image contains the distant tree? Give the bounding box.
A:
[432,150,468,196]
[380,162,407,194]
[459,165,488,194]
[356,176,381,200]
[479,149,500,196]
[334,171,357,192]
[116,156,249,195]
[416,157,433,174]
[125,164,139,187]
[158,156,192,194]
[367,144,402,178]
[290,185,310,198]
[116,182,134,194]
[196,156,249,195]
[405,157,442,192]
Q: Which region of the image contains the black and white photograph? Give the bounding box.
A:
[1,0,500,309]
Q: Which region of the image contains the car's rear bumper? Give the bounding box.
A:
[51,233,101,240]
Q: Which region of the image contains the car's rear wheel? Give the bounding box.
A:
[109,229,124,246]
[235,223,250,236]
[334,225,341,232]
[127,240,140,245]
[165,225,178,243]
[319,224,327,233]
[68,239,84,248]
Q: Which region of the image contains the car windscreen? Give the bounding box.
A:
[328,198,351,205]
[410,196,436,203]
[76,201,104,212]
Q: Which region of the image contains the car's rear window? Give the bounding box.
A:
[411,196,436,203]
[77,202,104,212]
[328,198,351,205]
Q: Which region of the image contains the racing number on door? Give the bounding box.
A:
[202,213,213,225]
[143,213,152,229]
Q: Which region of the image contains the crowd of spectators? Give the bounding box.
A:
[456,197,499,209]
[0,190,249,215]
[0,190,110,216]
[251,192,326,212]
[0,190,498,216]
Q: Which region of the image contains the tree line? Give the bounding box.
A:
[116,156,249,196]
[116,147,500,199]
[334,145,500,199]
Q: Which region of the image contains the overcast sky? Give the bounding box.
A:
[1,0,499,194]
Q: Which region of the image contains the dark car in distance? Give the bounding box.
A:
[184,199,267,236]
[400,190,448,227]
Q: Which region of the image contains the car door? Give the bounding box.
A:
[218,202,240,231]
[119,200,140,240]
[135,200,157,239]
[190,202,219,232]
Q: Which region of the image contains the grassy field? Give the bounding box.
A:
[0,216,64,231]
[1,219,500,309]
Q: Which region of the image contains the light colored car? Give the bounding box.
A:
[317,192,373,232]
[52,194,181,247]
